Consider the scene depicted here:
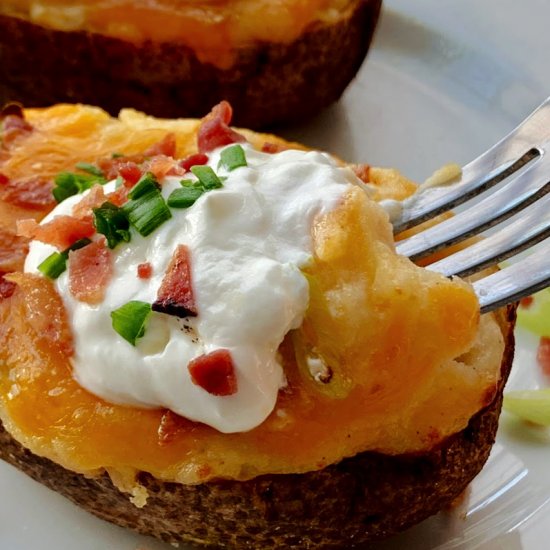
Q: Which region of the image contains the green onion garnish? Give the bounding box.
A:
[219,144,247,171]
[167,187,204,208]
[75,162,104,178]
[37,238,93,279]
[52,170,107,203]
[180,179,203,189]
[111,152,125,159]
[190,166,224,190]
[128,172,159,200]
[93,202,131,249]
[122,189,172,237]
[111,301,152,346]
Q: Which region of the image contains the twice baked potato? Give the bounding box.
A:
[0,0,382,128]
[0,103,515,548]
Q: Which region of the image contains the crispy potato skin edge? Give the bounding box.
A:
[0,305,516,549]
[0,0,382,129]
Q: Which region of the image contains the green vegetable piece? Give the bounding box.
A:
[219,144,247,171]
[503,389,550,426]
[111,152,125,159]
[180,179,203,189]
[93,202,131,249]
[122,190,172,237]
[167,187,204,208]
[52,169,106,203]
[111,301,152,346]
[128,172,159,200]
[37,238,93,279]
[75,162,104,178]
[191,165,223,190]
[517,288,550,337]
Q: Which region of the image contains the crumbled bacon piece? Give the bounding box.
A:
[137,262,153,279]
[72,185,106,220]
[143,155,178,181]
[261,142,288,154]
[0,174,55,210]
[179,153,209,172]
[537,337,550,377]
[68,240,113,304]
[1,110,33,147]
[98,158,142,184]
[352,164,371,183]
[152,244,197,317]
[188,349,238,396]
[117,162,142,186]
[520,296,534,309]
[17,215,95,250]
[105,185,129,207]
[144,133,177,158]
[0,273,16,299]
[157,410,194,446]
[197,101,246,154]
[0,227,29,272]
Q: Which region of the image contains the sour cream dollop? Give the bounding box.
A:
[25,145,358,433]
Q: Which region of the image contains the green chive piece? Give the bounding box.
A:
[180,179,203,189]
[167,187,204,208]
[52,170,107,203]
[111,301,152,346]
[129,172,159,200]
[190,165,223,190]
[122,190,172,237]
[75,162,104,178]
[111,152,125,159]
[93,202,131,249]
[38,252,68,279]
[219,144,247,171]
[37,238,93,279]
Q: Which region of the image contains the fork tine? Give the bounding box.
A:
[395,153,550,261]
[392,97,550,234]
[426,194,550,278]
[473,246,550,313]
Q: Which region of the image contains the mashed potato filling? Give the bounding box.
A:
[0,105,505,486]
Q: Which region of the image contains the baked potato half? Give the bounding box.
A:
[0,0,382,129]
[0,103,516,548]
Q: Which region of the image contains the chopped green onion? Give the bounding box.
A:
[219,144,247,171]
[180,179,202,189]
[167,187,204,208]
[111,152,125,159]
[37,238,93,279]
[75,162,104,178]
[38,252,68,279]
[128,172,159,200]
[93,202,131,249]
[503,389,550,426]
[122,189,171,237]
[190,165,224,190]
[52,170,107,203]
[111,301,152,346]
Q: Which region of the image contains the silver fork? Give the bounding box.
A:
[392,97,550,313]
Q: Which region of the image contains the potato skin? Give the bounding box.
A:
[0,304,516,549]
[0,0,381,129]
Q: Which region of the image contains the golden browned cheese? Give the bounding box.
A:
[0,105,505,488]
[0,0,355,67]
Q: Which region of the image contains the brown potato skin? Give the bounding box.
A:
[0,0,381,129]
[0,304,516,549]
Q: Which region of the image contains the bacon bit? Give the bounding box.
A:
[72,185,106,219]
[520,296,534,309]
[17,215,95,250]
[144,133,177,158]
[0,273,16,299]
[179,153,209,172]
[144,155,177,181]
[197,101,246,154]
[537,337,550,377]
[157,410,195,446]
[188,349,238,396]
[0,227,29,272]
[137,262,153,279]
[68,240,113,304]
[106,185,130,207]
[261,142,288,154]
[0,174,55,210]
[152,244,197,318]
[1,113,33,147]
[117,161,142,186]
[352,164,371,183]
[98,157,143,184]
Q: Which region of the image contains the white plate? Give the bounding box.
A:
[2,0,550,548]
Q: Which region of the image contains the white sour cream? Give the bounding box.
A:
[25,145,358,433]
